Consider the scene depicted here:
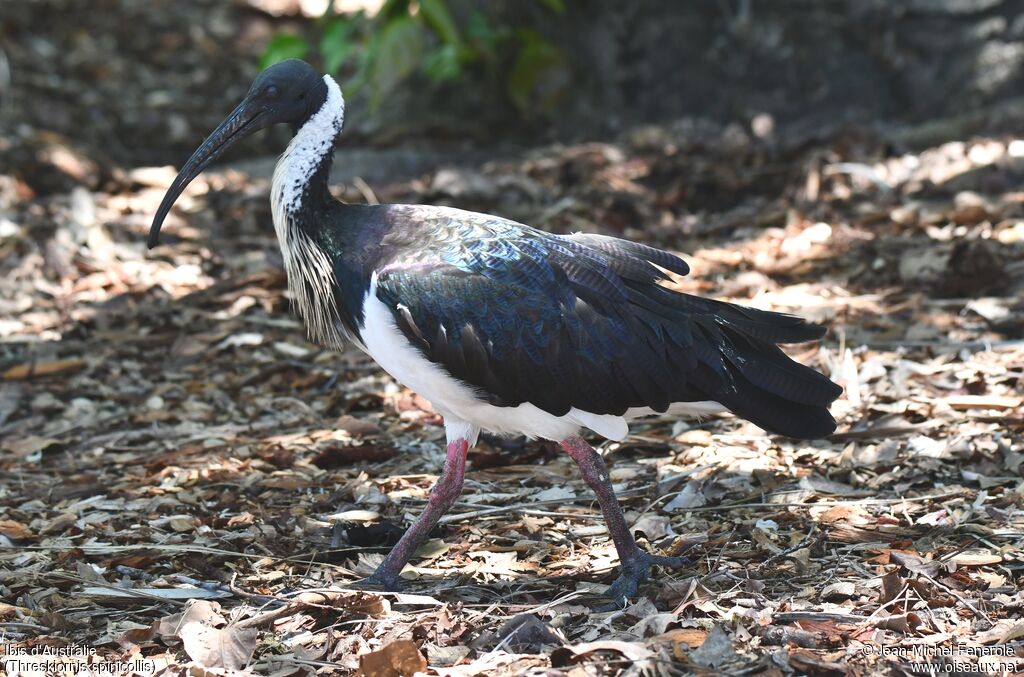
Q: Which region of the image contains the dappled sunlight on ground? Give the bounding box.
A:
[1,109,1023,674]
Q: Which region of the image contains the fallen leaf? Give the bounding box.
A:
[357,639,426,677]
[180,622,257,670]
[489,614,562,651]
[551,640,654,668]
[689,625,738,669]
[312,443,397,468]
[664,480,706,511]
[820,582,856,600]
[158,600,225,642]
[531,486,576,502]
[653,627,709,649]
[999,621,1024,643]
[890,551,944,577]
[944,395,1022,410]
[2,435,61,456]
[879,571,905,604]
[871,612,922,633]
[0,519,33,539]
[951,552,1002,567]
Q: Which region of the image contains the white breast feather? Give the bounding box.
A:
[361,275,636,442]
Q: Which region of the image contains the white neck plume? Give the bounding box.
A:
[271,74,345,222]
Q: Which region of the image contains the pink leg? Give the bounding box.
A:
[363,438,469,589]
[561,435,688,605]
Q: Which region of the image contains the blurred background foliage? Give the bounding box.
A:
[260,0,570,115]
[5,0,1024,168]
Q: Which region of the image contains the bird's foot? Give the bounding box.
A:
[353,572,404,592]
[597,549,688,611]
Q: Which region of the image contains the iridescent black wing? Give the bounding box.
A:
[372,206,841,438]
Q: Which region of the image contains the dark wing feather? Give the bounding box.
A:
[373,206,841,439]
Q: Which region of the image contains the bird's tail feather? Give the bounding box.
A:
[697,299,842,439]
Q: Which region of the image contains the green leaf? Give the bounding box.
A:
[418,0,461,47]
[465,11,508,61]
[368,16,424,109]
[422,44,462,82]
[320,18,356,73]
[260,34,309,70]
[378,0,411,20]
[537,0,566,12]
[507,32,569,115]
[343,28,381,98]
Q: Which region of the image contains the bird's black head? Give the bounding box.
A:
[246,59,329,131]
[148,59,329,248]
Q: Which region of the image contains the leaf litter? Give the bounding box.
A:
[2,55,1024,677]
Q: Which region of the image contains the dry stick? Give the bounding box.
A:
[236,589,395,629]
[439,489,968,524]
[759,524,819,569]
[48,572,189,607]
[702,528,737,580]
[437,468,708,519]
[0,622,52,633]
[920,571,991,622]
[937,534,987,562]
[863,582,914,623]
[861,338,1024,351]
[236,602,305,629]
[681,490,968,512]
[464,601,503,627]
[0,543,268,560]
[772,611,872,623]
[632,464,718,518]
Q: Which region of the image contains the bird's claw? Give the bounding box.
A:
[596,550,688,611]
[353,572,404,592]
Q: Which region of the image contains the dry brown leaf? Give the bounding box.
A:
[40,512,76,535]
[871,612,922,633]
[158,600,225,642]
[890,551,944,577]
[788,648,848,674]
[552,640,655,668]
[2,435,61,456]
[2,358,86,379]
[0,519,33,539]
[357,639,426,677]
[944,395,1022,410]
[880,571,905,604]
[226,512,255,527]
[653,627,709,651]
[950,552,1002,567]
[999,621,1024,644]
[180,622,258,670]
[688,625,738,669]
[312,443,397,469]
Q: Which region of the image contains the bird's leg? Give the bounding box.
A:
[560,435,687,605]
[361,438,469,590]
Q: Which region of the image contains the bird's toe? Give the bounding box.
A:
[354,573,404,592]
[646,553,688,570]
[595,548,690,609]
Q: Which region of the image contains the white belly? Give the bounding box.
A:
[358,275,723,444]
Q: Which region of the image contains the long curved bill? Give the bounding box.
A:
[148,98,265,248]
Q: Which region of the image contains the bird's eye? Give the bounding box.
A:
[264,84,280,98]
